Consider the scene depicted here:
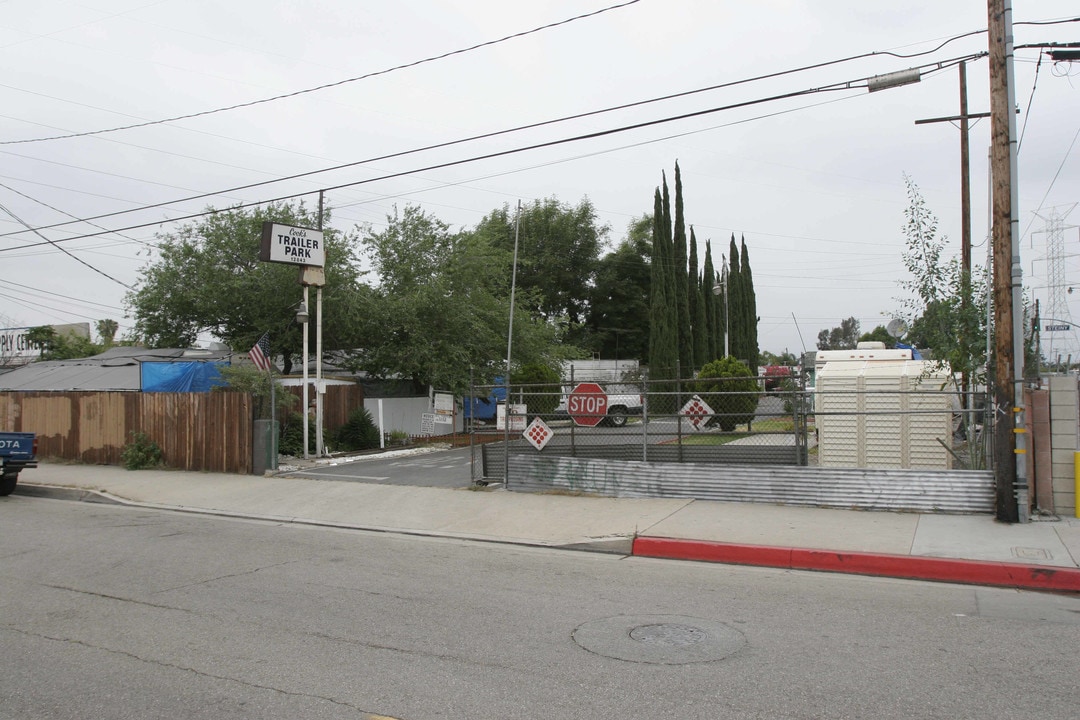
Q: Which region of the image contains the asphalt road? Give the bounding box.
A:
[3,497,1079,719]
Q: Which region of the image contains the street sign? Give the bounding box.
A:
[567,382,608,427]
[259,222,326,268]
[523,417,553,450]
[1045,324,1070,332]
[497,403,527,432]
[679,395,714,431]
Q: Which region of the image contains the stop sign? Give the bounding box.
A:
[567,382,608,427]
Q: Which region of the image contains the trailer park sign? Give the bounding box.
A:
[259,223,325,268]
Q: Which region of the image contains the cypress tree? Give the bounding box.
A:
[702,240,717,361]
[689,227,708,369]
[740,236,759,375]
[672,163,692,373]
[648,188,677,386]
[661,175,678,374]
[728,235,743,364]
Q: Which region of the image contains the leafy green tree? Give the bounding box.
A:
[695,356,760,431]
[760,349,799,366]
[896,176,988,382]
[510,362,562,415]
[95,319,119,347]
[858,325,895,347]
[587,215,651,361]
[214,363,298,421]
[26,326,100,360]
[126,201,370,373]
[817,317,861,350]
[356,205,567,393]
[472,197,607,335]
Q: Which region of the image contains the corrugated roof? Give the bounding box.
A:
[0,347,235,392]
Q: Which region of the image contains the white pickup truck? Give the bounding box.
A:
[554,386,643,427]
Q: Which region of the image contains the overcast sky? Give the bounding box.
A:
[1,0,1078,360]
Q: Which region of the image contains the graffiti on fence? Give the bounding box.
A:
[511,455,663,497]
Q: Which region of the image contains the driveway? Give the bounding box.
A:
[285,445,475,488]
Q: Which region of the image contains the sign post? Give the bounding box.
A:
[567,382,608,427]
[259,220,327,456]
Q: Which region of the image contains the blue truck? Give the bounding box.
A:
[0,432,37,496]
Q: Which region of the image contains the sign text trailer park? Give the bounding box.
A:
[259,223,326,268]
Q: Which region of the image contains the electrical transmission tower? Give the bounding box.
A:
[1034,205,1078,367]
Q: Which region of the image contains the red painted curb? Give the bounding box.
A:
[632,536,1080,593]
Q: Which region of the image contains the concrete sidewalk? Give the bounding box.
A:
[13,457,1080,593]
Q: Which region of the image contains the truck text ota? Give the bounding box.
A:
[0,432,37,496]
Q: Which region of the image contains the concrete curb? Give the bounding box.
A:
[14,483,634,555]
[633,537,1080,593]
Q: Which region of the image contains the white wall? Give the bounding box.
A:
[364,396,463,438]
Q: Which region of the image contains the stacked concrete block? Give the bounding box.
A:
[1048,375,1078,517]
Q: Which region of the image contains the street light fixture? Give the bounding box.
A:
[296,300,311,459]
[712,269,729,359]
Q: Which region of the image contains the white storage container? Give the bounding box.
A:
[816,360,953,469]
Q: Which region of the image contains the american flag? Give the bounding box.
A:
[248,332,272,372]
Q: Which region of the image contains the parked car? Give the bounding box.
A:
[762,365,794,392]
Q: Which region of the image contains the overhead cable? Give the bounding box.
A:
[0,45,989,242]
[0,0,644,146]
[0,54,981,253]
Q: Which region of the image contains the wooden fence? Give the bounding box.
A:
[0,384,364,474]
[282,383,364,428]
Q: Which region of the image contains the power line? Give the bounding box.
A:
[0,277,125,313]
[0,86,893,251]
[0,197,132,286]
[0,0,644,146]
[0,181,155,249]
[0,50,983,247]
[1,56,978,253]
[8,10,1075,152]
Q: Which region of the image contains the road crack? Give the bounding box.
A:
[3,625,383,715]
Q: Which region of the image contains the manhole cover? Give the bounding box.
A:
[629,623,707,646]
[573,615,745,664]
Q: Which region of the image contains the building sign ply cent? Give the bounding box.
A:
[259,222,325,268]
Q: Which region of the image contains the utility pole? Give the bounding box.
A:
[959,62,972,276]
[914,61,983,438]
[988,0,1024,523]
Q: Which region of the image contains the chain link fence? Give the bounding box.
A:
[467,374,993,485]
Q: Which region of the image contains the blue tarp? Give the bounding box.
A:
[463,380,507,420]
[896,342,923,360]
[141,361,228,392]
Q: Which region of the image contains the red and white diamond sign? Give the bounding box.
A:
[680,394,714,431]
[523,417,553,450]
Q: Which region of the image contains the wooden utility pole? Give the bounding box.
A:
[988,0,1022,523]
[959,62,972,275]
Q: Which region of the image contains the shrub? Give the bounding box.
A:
[278,412,314,457]
[695,357,761,431]
[121,431,164,470]
[334,407,381,452]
